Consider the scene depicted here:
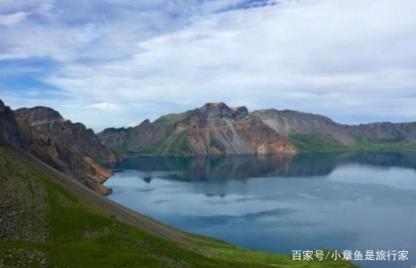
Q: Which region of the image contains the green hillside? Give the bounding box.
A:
[290,134,416,153]
[0,145,356,268]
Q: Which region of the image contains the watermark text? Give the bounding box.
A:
[292,249,409,262]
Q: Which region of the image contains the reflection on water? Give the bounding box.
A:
[113,152,416,180]
[106,152,416,268]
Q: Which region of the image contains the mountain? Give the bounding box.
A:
[0,100,114,194]
[349,122,416,141]
[0,99,27,149]
[253,109,416,152]
[99,103,297,156]
[15,106,118,164]
[100,103,416,155]
[252,109,353,143]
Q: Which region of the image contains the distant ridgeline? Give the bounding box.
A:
[0,99,118,195]
[98,102,416,155]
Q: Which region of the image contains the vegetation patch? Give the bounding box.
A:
[163,131,193,155]
[289,134,350,152]
[209,136,226,152]
[290,134,416,153]
[154,112,189,125]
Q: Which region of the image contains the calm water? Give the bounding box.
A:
[105,152,416,268]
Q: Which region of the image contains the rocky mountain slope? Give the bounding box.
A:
[100,103,416,155]
[253,109,416,151]
[15,106,118,163]
[252,109,353,144]
[0,99,114,194]
[349,122,416,141]
[0,100,27,149]
[99,103,297,155]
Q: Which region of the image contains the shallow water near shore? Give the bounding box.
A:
[105,152,416,268]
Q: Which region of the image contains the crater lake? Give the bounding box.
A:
[105,152,416,268]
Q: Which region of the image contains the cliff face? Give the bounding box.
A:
[100,103,416,155]
[17,118,112,195]
[0,100,113,194]
[252,109,353,144]
[0,100,27,149]
[15,107,118,164]
[99,103,297,156]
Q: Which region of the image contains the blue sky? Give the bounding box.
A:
[0,0,415,131]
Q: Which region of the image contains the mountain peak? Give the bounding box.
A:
[15,106,64,125]
[139,119,151,126]
[202,102,227,107]
[198,102,248,119]
[232,106,249,118]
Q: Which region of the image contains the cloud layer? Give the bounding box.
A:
[0,0,415,131]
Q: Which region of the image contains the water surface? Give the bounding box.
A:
[105,152,416,268]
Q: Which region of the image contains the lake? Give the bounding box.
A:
[105,152,416,268]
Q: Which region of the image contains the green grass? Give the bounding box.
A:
[160,131,193,155]
[112,142,130,154]
[290,134,416,153]
[135,130,193,156]
[209,136,226,152]
[154,112,189,125]
[0,146,357,267]
[134,141,165,155]
[350,137,416,152]
[131,121,194,156]
[289,134,350,152]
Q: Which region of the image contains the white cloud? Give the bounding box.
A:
[1,0,416,130]
[0,11,27,26]
[90,102,120,111]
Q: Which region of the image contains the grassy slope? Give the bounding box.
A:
[290,134,416,153]
[133,129,193,156]
[153,112,189,125]
[0,145,357,267]
[137,114,194,156]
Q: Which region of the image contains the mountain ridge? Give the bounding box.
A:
[15,106,119,164]
[0,99,117,194]
[99,102,416,155]
[99,102,297,156]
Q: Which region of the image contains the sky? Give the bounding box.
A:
[0,0,415,131]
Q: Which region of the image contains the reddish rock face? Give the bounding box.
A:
[83,156,113,195]
[0,99,113,195]
[99,103,298,156]
[100,102,416,156]
[180,107,297,155]
[16,117,113,195]
[233,116,297,155]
